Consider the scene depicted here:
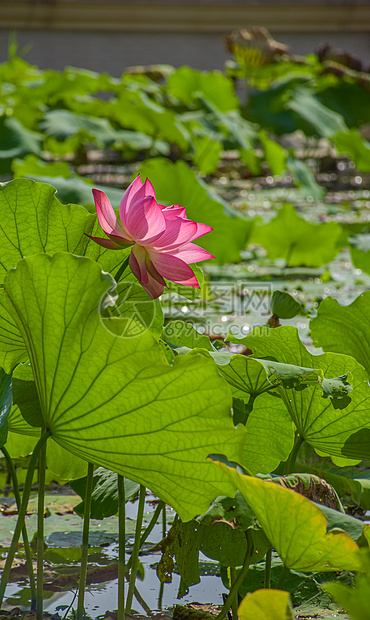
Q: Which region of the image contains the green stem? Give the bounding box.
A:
[158,582,164,611]
[275,565,289,590]
[77,462,94,620]
[215,530,254,620]
[264,547,272,589]
[158,504,166,610]
[118,474,125,620]
[114,257,130,283]
[125,485,146,613]
[0,430,50,608]
[162,503,166,538]
[230,568,238,620]
[126,500,164,571]
[285,435,304,474]
[36,433,47,620]
[0,446,36,610]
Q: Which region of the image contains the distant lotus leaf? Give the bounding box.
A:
[310,292,370,377]
[138,158,255,264]
[0,115,42,174]
[251,204,342,267]
[287,88,347,138]
[238,589,294,620]
[12,155,127,209]
[2,252,245,520]
[227,326,370,461]
[350,235,370,276]
[210,456,362,572]
[333,129,370,173]
[167,66,239,112]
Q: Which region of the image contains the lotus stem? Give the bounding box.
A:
[0,446,36,610]
[158,504,167,610]
[125,484,146,613]
[76,461,94,620]
[215,530,254,620]
[230,568,238,620]
[0,429,50,609]
[36,433,47,620]
[286,435,304,474]
[118,474,126,620]
[264,547,272,588]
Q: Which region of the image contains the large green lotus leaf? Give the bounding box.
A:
[238,589,293,620]
[0,289,28,373]
[0,178,126,286]
[0,367,12,447]
[212,352,324,398]
[3,253,245,520]
[210,457,362,572]
[310,292,370,378]
[166,66,239,112]
[242,392,295,475]
[7,380,88,479]
[138,158,255,264]
[251,204,342,267]
[227,326,370,460]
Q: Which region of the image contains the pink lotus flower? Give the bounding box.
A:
[87,175,214,299]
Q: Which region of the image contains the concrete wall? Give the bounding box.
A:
[0,1,369,74]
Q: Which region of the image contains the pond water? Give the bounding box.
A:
[2,497,227,618]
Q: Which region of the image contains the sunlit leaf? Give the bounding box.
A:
[210,456,362,572]
[3,252,245,520]
[238,589,294,620]
[227,326,370,460]
[0,178,126,287]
